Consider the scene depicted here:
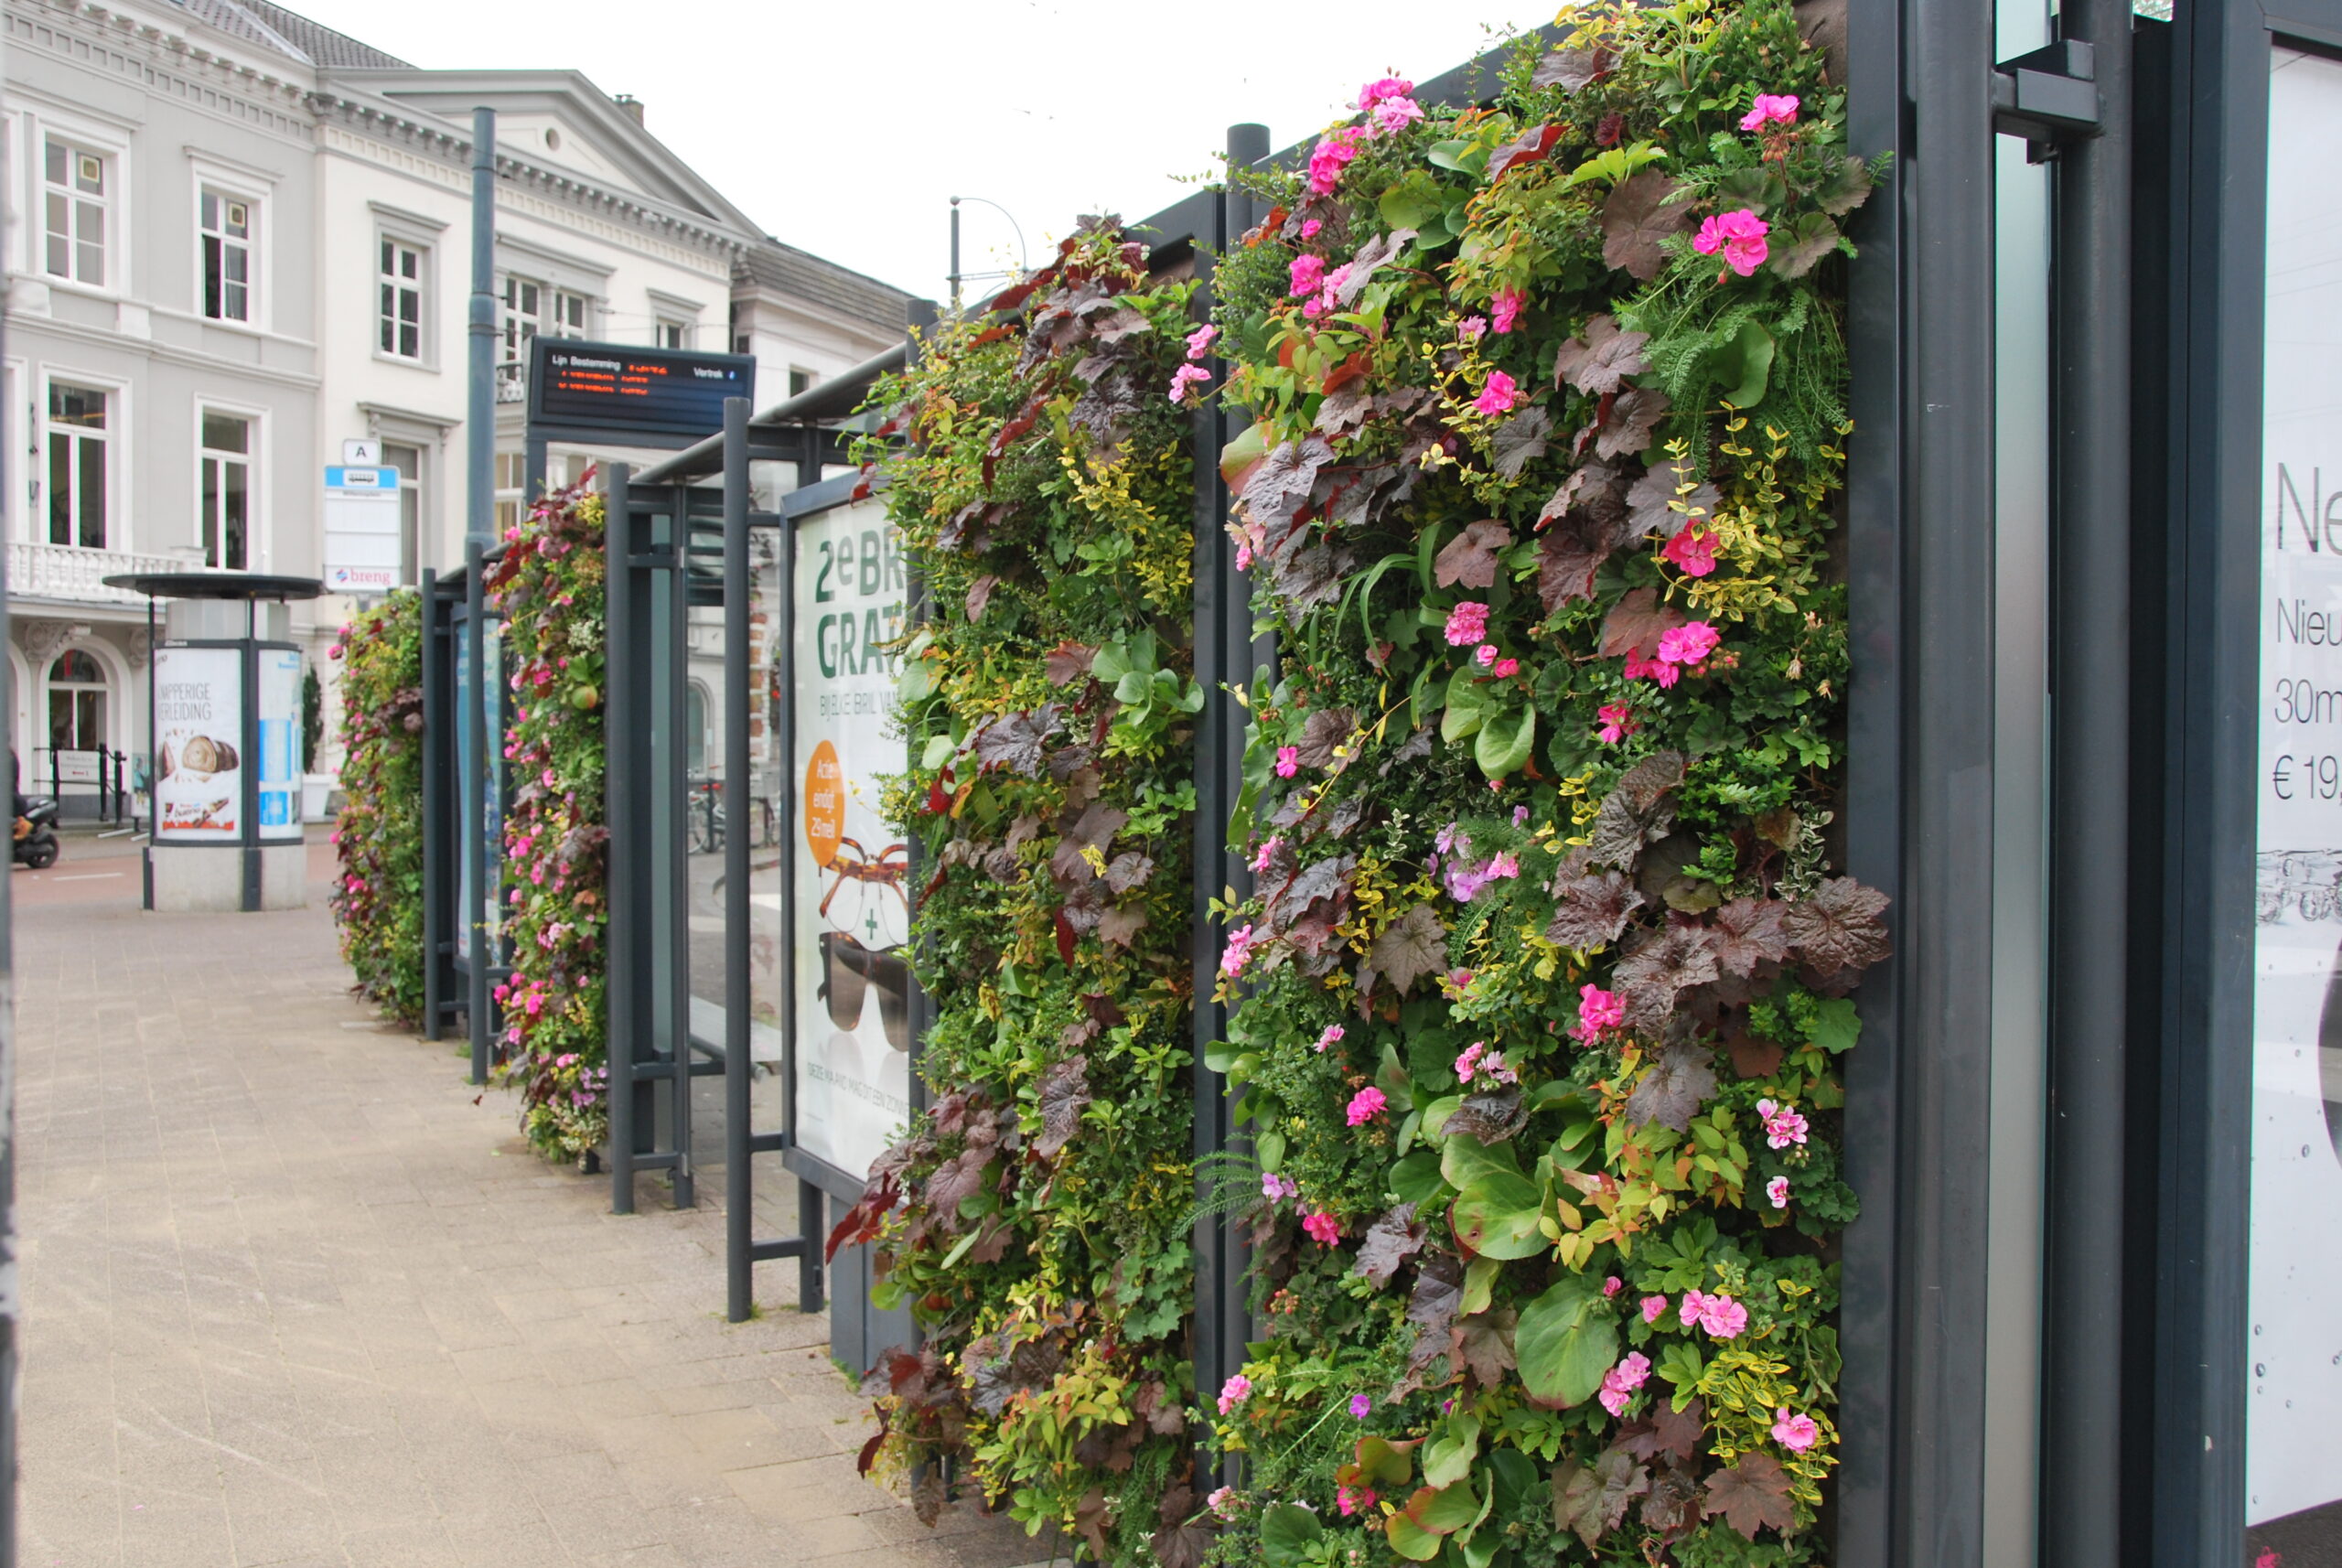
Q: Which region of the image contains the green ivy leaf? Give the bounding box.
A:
[1515,1274,1620,1408]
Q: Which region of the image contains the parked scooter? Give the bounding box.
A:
[13,796,59,870]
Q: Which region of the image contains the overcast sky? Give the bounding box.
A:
[287,1,1552,301]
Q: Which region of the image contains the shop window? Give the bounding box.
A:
[200,188,253,322]
[379,238,425,360]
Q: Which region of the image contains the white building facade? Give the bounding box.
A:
[5,0,910,800]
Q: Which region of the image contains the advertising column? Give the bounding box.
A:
[2250,45,2342,1558]
[152,646,244,841]
[791,497,911,1181]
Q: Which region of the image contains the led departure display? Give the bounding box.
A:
[526,338,754,440]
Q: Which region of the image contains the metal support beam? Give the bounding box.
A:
[606,463,639,1213]
[722,398,755,1322]
[464,543,490,1085]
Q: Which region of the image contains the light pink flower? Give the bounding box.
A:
[1486,852,1520,881]
[1623,650,1681,688]
[1490,288,1525,335]
[1756,1097,1810,1149]
[1740,93,1801,132]
[1596,1351,1652,1417]
[1693,209,1771,278]
[1680,1289,1712,1328]
[1658,622,1722,667]
[1275,746,1300,779]
[1574,984,1625,1040]
[1316,1024,1346,1053]
[1346,1086,1389,1126]
[1456,1042,1487,1081]
[1251,834,1284,874]
[1370,95,1425,135]
[1358,75,1416,109]
[1302,1209,1342,1245]
[1307,129,1362,195]
[1476,642,1499,668]
[1208,1487,1237,1517]
[1301,218,1323,240]
[1642,1294,1669,1325]
[1220,923,1258,977]
[1492,658,1520,677]
[1513,806,1531,826]
[1473,371,1520,416]
[1446,861,1491,903]
[1697,1293,1749,1339]
[1772,1409,1821,1451]
[1596,702,1638,745]
[1603,1275,1624,1298]
[1662,526,1718,577]
[1767,1175,1791,1208]
[1168,364,1211,405]
[1236,542,1253,571]
[1444,602,1490,646]
[1186,323,1219,360]
[1262,1171,1297,1202]
[1289,253,1327,297]
[1218,1373,1253,1414]
[1458,316,1488,341]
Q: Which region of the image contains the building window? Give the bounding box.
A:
[43,140,107,286]
[501,275,542,363]
[656,317,688,349]
[379,239,424,359]
[48,649,107,754]
[550,289,588,338]
[789,368,816,398]
[200,189,253,322]
[733,334,751,355]
[45,382,108,549]
[494,450,525,532]
[199,412,252,570]
[383,442,423,585]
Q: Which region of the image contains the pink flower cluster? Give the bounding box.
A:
[1302,1208,1342,1245]
[1444,602,1490,647]
[1316,1024,1346,1053]
[1473,370,1520,416]
[1262,1170,1298,1203]
[1275,746,1301,779]
[1455,1041,1518,1085]
[1595,702,1638,745]
[1772,1408,1821,1451]
[1167,364,1210,406]
[1679,1289,1749,1339]
[1472,642,1521,678]
[1767,1175,1792,1208]
[1218,1373,1252,1415]
[1220,923,1258,977]
[1359,76,1424,135]
[1250,833,1284,873]
[1597,1351,1652,1417]
[1625,620,1723,688]
[1445,851,1520,904]
[1337,1482,1378,1516]
[1346,1086,1389,1126]
[1574,983,1625,1042]
[1740,92,1800,132]
[1661,525,1718,577]
[1490,288,1525,335]
[1694,209,1771,278]
[1756,1096,1810,1149]
[1307,126,1364,195]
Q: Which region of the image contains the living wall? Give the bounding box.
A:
[330,591,427,1025]
[487,480,613,1161]
[833,221,1209,1558]
[1203,5,1885,1567]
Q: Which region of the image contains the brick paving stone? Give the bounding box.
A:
[15,868,1036,1568]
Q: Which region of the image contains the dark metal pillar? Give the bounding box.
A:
[242,601,262,913]
[421,568,446,1040]
[464,543,490,1085]
[606,463,639,1213]
[723,398,755,1322]
[2041,1,2132,1563]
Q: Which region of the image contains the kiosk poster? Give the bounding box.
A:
[257,649,303,839]
[154,646,243,841]
[791,496,911,1181]
[2249,46,2342,1549]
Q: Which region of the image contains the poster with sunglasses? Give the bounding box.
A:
[793,497,914,1181]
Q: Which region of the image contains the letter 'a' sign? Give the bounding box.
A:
[526,337,754,442]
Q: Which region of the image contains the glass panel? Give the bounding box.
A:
[44,193,67,277]
[44,140,64,185]
[77,199,102,285]
[77,433,104,548]
[202,456,220,564]
[380,284,395,353]
[201,190,220,230]
[223,460,247,570]
[202,413,250,454]
[51,650,102,683]
[50,384,104,427]
[48,433,69,545]
[2251,44,2342,1563]
[204,235,222,318]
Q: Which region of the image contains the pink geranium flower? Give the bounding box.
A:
[1574,984,1625,1040]
[1596,703,1638,745]
[1251,834,1284,874]
[1219,923,1258,977]
[1492,658,1520,677]
[1596,1351,1652,1417]
[1444,601,1490,646]
[1358,75,1416,109]
[1767,1175,1792,1208]
[1275,746,1300,779]
[1692,1292,1748,1339]
[1346,1087,1389,1126]
[1772,1409,1821,1451]
[1370,95,1425,135]
[1300,218,1324,240]
[1302,1209,1342,1245]
[1289,253,1327,296]
[1168,364,1211,405]
[1490,288,1525,335]
[1756,1096,1810,1149]
[1218,1373,1253,1414]
[1740,93,1800,131]
[1185,323,1219,360]
[1623,650,1681,688]
[1473,371,1520,416]
[1693,209,1771,278]
[1316,1024,1346,1053]
[1262,1171,1297,1203]
[1458,316,1488,341]
[1658,622,1722,667]
[1603,1275,1624,1298]
[1307,129,1362,195]
[1476,642,1499,668]
[1662,526,1718,577]
[1641,1294,1669,1324]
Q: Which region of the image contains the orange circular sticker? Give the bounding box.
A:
[804,739,845,870]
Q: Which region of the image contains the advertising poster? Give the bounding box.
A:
[257,649,303,839]
[791,497,911,1180]
[322,466,402,594]
[2249,47,2342,1552]
[453,625,504,963]
[153,646,243,841]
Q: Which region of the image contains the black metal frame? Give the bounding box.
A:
[418,562,510,1079]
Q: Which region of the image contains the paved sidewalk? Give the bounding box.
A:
[14,844,1031,1568]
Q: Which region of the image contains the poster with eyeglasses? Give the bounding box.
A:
[792,496,912,1181]
[2250,47,2342,1557]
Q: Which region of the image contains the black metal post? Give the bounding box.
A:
[242,602,262,913]
[0,312,18,1567]
[421,568,446,1040]
[664,487,694,1208]
[145,596,156,908]
[2041,2,2132,1563]
[465,543,490,1084]
[723,398,755,1322]
[607,463,638,1213]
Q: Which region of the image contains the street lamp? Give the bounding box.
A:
[948,195,1028,316]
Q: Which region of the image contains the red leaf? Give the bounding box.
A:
[1054,910,1077,965]
[1703,1453,1798,1541]
[855,1429,886,1476]
[965,323,1016,349]
[1488,123,1564,180]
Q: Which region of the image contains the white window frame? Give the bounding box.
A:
[12,100,134,298]
[39,372,124,553]
[3,359,24,543]
[189,156,274,333]
[493,448,526,533]
[196,405,260,571]
[500,273,543,365]
[380,236,430,364]
[198,188,256,325]
[549,287,590,339]
[370,204,446,371]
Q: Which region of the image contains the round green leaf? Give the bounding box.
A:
[1451,1172,1547,1260]
[1514,1274,1621,1408]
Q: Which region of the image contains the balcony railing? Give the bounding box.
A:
[496,360,527,403]
[7,540,199,606]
